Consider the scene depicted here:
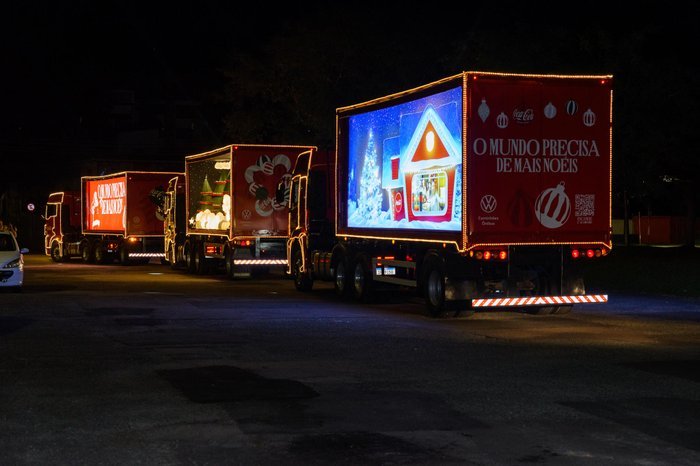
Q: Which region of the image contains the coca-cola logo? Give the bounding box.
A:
[394,192,403,213]
[512,107,534,124]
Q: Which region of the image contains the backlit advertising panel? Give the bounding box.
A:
[84,175,127,232]
[186,146,299,237]
[347,86,463,231]
[467,75,612,244]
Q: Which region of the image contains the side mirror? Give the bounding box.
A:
[20,248,29,254]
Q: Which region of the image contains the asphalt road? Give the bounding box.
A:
[1,254,699,465]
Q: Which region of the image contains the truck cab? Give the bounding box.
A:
[286,149,336,290]
[163,174,187,268]
[44,191,82,262]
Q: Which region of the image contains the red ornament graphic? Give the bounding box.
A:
[496,112,509,129]
[535,182,571,229]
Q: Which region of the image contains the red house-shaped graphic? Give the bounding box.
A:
[402,106,461,223]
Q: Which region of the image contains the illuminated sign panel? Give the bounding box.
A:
[467,77,612,244]
[187,146,296,236]
[85,176,127,232]
[347,86,463,231]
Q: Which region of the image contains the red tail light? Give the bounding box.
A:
[571,249,580,259]
[499,250,507,260]
[483,250,491,260]
[586,249,595,258]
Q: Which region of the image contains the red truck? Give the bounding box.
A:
[44,171,182,264]
[163,144,313,277]
[287,71,613,316]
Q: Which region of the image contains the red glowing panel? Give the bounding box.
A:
[84,176,127,232]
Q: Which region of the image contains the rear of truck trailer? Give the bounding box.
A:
[333,72,612,316]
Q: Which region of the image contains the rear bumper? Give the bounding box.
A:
[472,294,608,308]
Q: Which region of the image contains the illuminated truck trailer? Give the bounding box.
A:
[164,144,313,277]
[44,171,182,264]
[287,71,613,316]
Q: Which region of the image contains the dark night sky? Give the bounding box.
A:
[3,1,699,218]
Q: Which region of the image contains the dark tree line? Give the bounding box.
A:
[215,3,699,227]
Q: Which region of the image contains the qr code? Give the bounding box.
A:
[575,194,595,217]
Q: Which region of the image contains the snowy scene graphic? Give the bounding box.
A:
[347,86,462,231]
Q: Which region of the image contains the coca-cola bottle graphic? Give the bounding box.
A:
[508,189,534,227]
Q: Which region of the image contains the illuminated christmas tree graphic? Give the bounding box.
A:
[357,129,383,220]
[199,175,213,213]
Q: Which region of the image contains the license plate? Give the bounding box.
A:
[383,267,396,276]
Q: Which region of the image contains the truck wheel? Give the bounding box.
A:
[352,254,373,302]
[333,256,352,299]
[194,245,208,275]
[185,244,195,273]
[424,256,447,317]
[225,247,236,279]
[50,242,63,262]
[81,242,94,264]
[169,245,179,270]
[94,242,105,264]
[292,250,313,291]
[553,305,572,315]
[119,246,131,265]
[527,306,556,315]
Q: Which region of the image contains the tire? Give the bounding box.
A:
[292,250,313,291]
[81,242,93,264]
[169,245,179,270]
[333,255,351,299]
[225,247,236,279]
[527,306,556,315]
[185,244,195,273]
[352,254,373,302]
[94,242,105,264]
[119,245,131,265]
[50,242,63,263]
[194,244,207,275]
[423,255,447,317]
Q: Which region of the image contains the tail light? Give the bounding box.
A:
[471,249,507,261]
[571,247,608,259]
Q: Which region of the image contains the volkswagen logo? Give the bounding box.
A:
[480,194,497,213]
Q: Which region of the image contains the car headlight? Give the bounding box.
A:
[3,258,21,269]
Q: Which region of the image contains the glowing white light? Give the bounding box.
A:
[425,131,435,152]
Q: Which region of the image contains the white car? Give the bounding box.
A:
[0,231,28,291]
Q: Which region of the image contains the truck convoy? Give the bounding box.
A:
[162,144,313,278]
[286,71,613,316]
[44,171,182,264]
